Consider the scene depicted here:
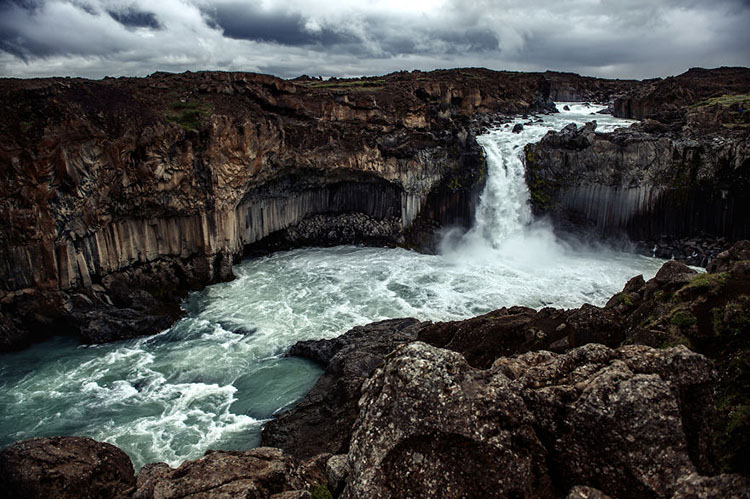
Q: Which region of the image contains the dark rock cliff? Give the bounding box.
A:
[524,121,750,241]
[0,68,559,350]
[524,67,750,260]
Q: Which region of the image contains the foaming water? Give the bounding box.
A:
[0,103,664,470]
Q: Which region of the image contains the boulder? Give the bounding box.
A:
[77,308,173,344]
[344,342,717,498]
[344,342,553,498]
[707,240,750,273]
[261,318,424,458]
[132,447,325,499]
[0,436,135,499]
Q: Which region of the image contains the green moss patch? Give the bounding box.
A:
[692,93,750,108]
[167,99,212,131]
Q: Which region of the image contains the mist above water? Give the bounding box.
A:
[0,103,664,470]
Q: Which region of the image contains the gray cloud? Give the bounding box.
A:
[107,7,161,29]
[0,0,747,80]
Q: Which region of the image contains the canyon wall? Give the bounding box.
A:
[0,69,553,295]
[524,121,750,242]
[0,68,557,349]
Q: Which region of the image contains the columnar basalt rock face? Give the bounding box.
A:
[524,121,750,243]
[0,68,563,349]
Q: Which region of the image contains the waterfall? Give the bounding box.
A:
[467,130,534,246]
[443,103,635,257]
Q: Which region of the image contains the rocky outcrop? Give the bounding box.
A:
[342,341,726,498]
[0,436,135,498]
[544,71,636,103]
[523,120,750,251]
[613,67,750,123]
[0,67,565,350]
[268,243,750,482]
[261,318,426,458]
[132,447,328,499]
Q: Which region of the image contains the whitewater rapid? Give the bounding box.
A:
[0,103,665,469]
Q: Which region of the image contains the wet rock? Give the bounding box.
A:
[563,105,571,111]
[0,312,31,351]
[77,308,172,344]
[512,123,524,133]
[653,261,698,286]
[261,318,424,458]
[0,436,135,499]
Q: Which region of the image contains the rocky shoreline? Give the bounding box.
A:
[2,241,748,497]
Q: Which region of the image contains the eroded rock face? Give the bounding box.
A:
[344,342,717,498]
[524,121,750,244]
[344,342,553,498]
[261,318,425,458]
[131,447,327,499]
[0,436,135,499]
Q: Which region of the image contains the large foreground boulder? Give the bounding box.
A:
[343,342,742,498]
[0,436,135,498]
[261,318,425,458]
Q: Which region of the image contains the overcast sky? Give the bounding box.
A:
[1,0,748,80]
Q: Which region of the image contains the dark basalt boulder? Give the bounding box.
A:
[512,123,524,133]
[344,342,554,498]
[132,447,328,499]
[707,240,750,273]
[77,308,172,344]
[261,318,424,458]
[343,341,720,498]
[417,305,572,368]
[0,436,135,499]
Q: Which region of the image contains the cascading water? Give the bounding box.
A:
[0,103,665,470]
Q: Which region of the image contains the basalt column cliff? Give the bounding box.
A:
[0,69,558,350]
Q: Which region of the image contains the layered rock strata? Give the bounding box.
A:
[0,68,561,350]
[524,121,750,253]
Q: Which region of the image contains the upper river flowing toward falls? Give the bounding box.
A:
[0,104,666,470]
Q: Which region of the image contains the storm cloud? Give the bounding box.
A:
[0,0,748,79]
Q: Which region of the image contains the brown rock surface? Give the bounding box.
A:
[0,436,135,499]
[131,447,327,499]
[343,341,714,498]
